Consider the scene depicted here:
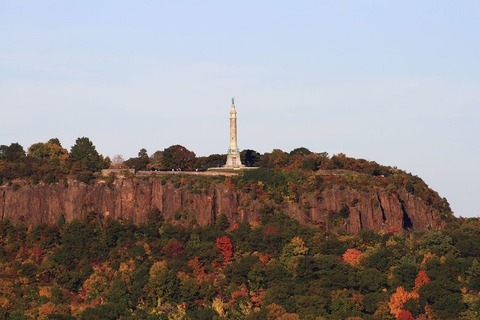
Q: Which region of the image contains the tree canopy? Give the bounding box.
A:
[0,213,477,319]
[162,145,196,171]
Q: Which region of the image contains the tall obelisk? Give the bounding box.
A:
[225,97,243,168]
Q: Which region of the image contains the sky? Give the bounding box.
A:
[1,1,479,217]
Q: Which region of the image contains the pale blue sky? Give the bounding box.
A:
[1,1,479,217]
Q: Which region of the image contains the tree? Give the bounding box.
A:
[414,270,430,291]
[215,236,234,265]
[342,249,363,266]
[0,142,25,161]
[216,214,230,231]
[466,259,480,291]
[124,148,149,171]
[397,310,414,320]
[418,281,466,318]
[224,255,259,286]
[313,255,356,289]
[402,298,423,318]
[281,236,308,274]
[301,154,320,171]
[70,137,98,162]
[364,246,392,272]
[289,147,311,156]
[330,153,347,169]
[241,149,261,167]
[162,239,184,258]
[147,260,169,306]
[162,145,196,170]
[196,154,227,170]
[388,287,417,317]
[28,139,68,161]
[391,263,418,291]
[358,268,386,293]
[266,303,300,320]
[261,149,288,168]
[80,303,120,320]
[70,137,109,172]
[420,232,456,256]
[148,150,164,170]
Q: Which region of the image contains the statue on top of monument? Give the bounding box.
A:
[232,97,235,105]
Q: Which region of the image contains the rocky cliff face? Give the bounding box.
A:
[0,176,446,232]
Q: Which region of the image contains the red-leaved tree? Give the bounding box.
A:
[397,310,414,320]
[215,236,233,264]
[162,239,184,258]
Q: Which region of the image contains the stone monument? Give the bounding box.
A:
[224,97,244,169]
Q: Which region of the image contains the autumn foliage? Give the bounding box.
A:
[414,270,430,290]
[0,192,475,319]
[187,256,207,282]
[162,239,184,258]
[342,248,363,266]
[397,309,414,320]
[215,235,234,264]
[388,271,430,319]
[388,286,418,317]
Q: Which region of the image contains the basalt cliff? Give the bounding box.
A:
[0,170,451,232]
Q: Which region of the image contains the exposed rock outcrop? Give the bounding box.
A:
[0,176,446,232]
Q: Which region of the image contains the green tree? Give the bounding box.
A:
[125,148,150,171]
[0,143,26,161]
[187,307,219,320]
[391,262,419,291]
[419,281,466,319]
[70,137,109,172]
[81,302,121,320]
[359,268,387,293]
[196,154,226,170]
[364,245,393,272]
[289,147,311,156]
[313,255,357,289]
[420,232,456,256]
[466,259,480,291]
[241,149,261,167]
[147,261,180,306]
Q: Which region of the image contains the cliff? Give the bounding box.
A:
[0,172,448,232]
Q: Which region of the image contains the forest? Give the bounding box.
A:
[1,137,474,319]
[1,210,480,319]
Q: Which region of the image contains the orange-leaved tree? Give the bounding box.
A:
[389,286,417,317]
[342,248,363,266]
[414,270,430,291]
[187,256,206,282]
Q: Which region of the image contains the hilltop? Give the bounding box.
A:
[1,138,453,233]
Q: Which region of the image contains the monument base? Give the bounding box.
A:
[208,166,258,172]
[225,152,244,169]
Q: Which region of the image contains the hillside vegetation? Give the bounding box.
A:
[0,137,467,319]
[1,213,480,319]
